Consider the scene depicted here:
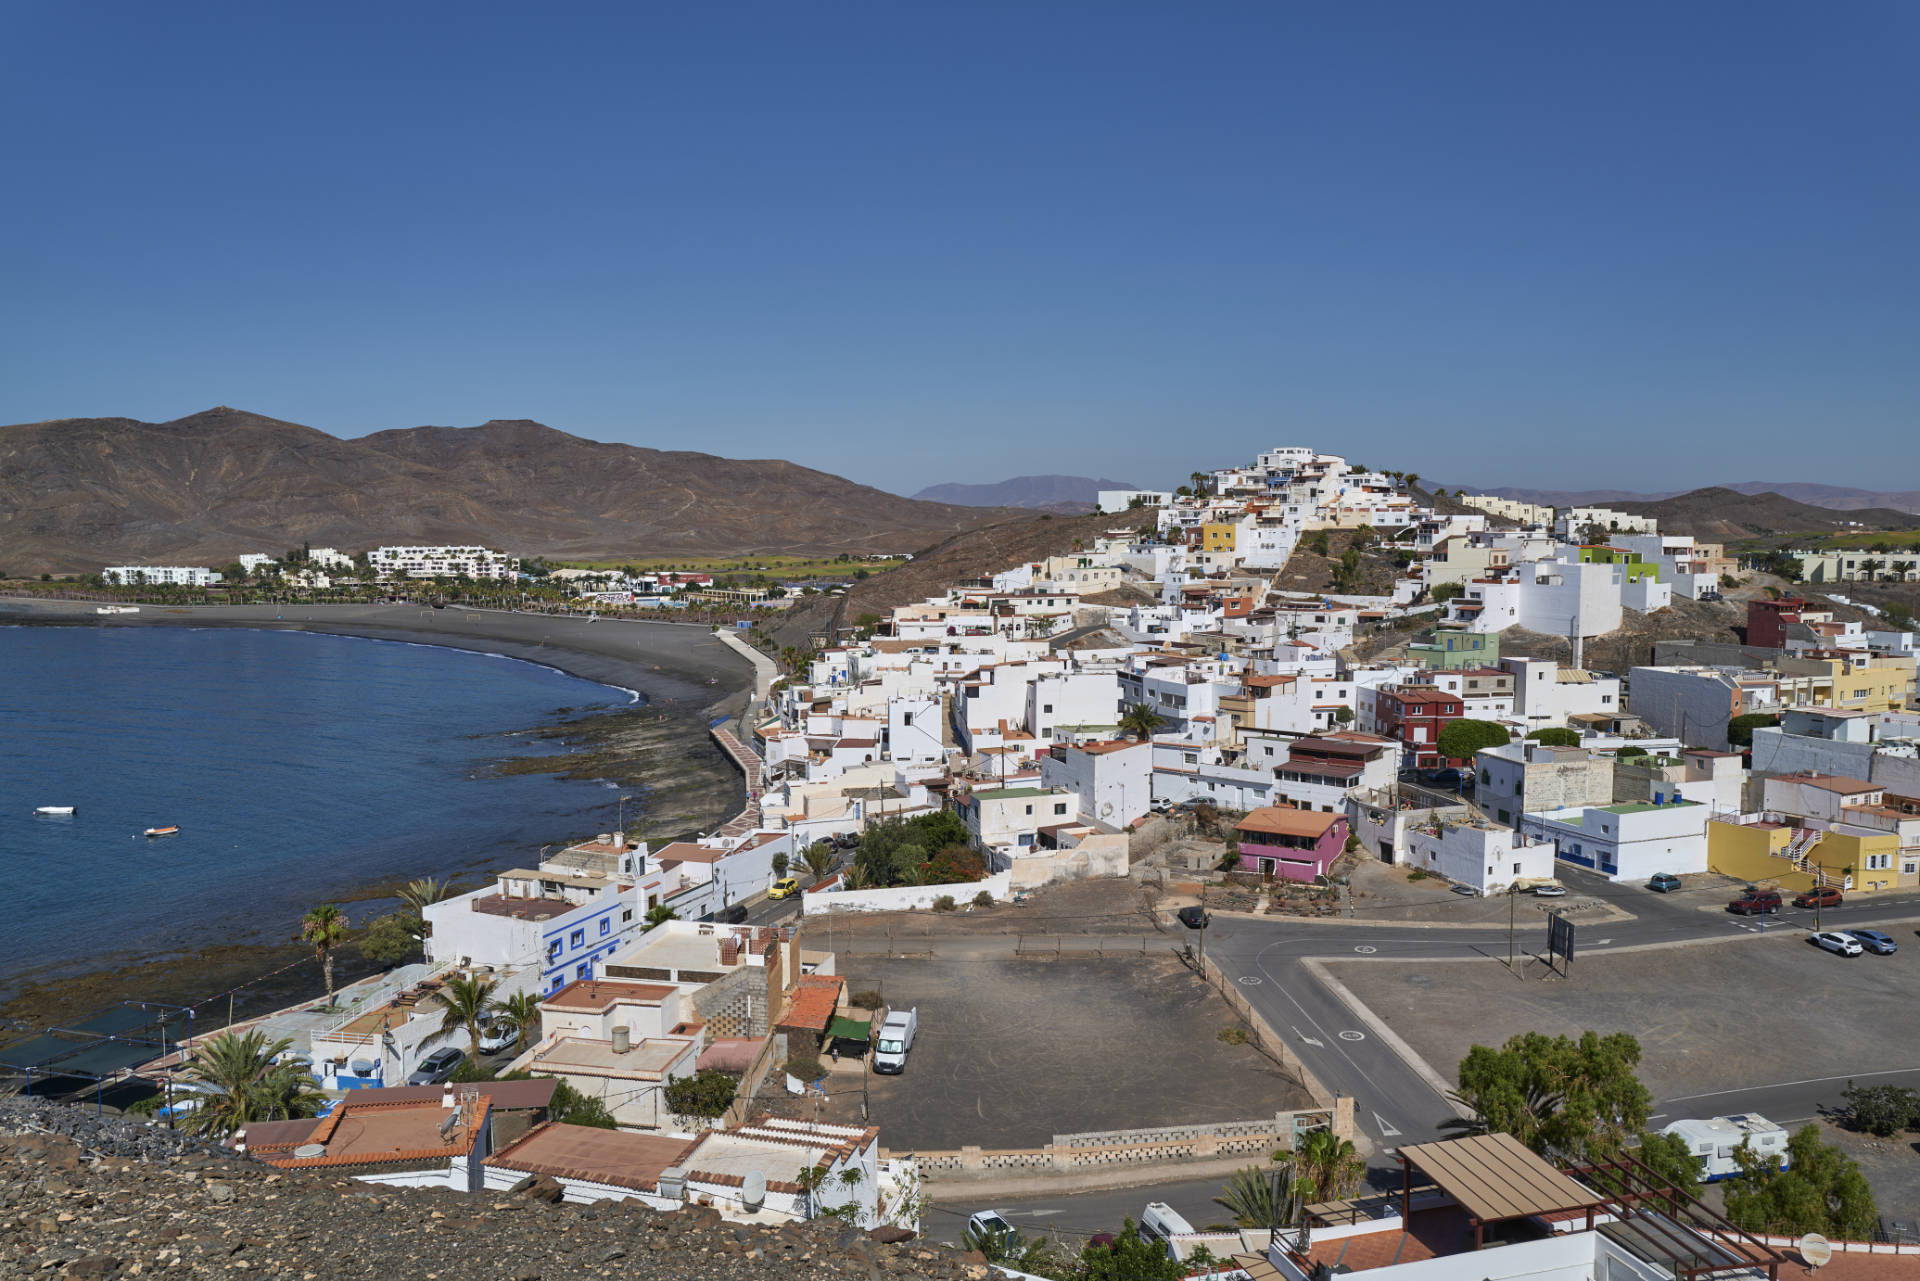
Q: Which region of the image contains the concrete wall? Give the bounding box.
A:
[1008,834,1130,889]
[800,871,1013,914]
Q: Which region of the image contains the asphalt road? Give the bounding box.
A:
[923,1176,1227,1245]
[1205,865,1920,1174]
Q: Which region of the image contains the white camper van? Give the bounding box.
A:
[1659,1113,1789,1182]
[873,1007,918,1074]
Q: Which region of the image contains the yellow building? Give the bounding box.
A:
[1820,655,1915,714]
[1201,522,1239,555]
[1707,819,1902,893]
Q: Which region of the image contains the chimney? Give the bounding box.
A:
[612,1025,632,1054]
[441,1085,456,1110]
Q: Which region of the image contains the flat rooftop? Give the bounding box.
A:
[531,1035,693,1080]
[1600,801,1700,815]
[471,895,576,922]
[487,1121,695,1193]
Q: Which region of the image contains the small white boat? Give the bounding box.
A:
[144,826,180,838]
[35,806,76,816]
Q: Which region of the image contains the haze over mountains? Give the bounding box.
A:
[910,474,1135,512]
[1476,481,1920,515]
[0,408,1019,573]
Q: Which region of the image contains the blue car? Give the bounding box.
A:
[1846,929,1898,955]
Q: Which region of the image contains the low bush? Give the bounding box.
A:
[932,895,957,912]
[849,989,883,1010]
[1217,1026,1251,1045]
[784,1056,826,1082]
[972,890,994,907]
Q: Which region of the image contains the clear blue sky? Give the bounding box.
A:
[3,2,1915,496]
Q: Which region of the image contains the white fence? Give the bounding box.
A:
[800,870,1012,915]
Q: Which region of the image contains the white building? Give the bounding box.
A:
[1097,489,1174,513]
[369,545,519,580]
[1399,814,1556,894]
[1520,797,1709,880]
[1502,658,1623,731]
[1449,559,1625,642]
[102,565,218,586]
[1039,739,1153,827]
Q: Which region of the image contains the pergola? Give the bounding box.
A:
[1397,1133,1605,1249]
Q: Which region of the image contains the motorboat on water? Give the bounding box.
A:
[35,806,76,816]
[143,826,180,838]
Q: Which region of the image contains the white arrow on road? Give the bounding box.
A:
[1373,1112,1402,1138]
[1292,1025,1325,1048]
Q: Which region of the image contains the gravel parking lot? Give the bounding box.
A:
[834,954,1315,1151]
[1325,929,1920,1102]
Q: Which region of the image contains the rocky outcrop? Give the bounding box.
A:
[0,1100,983,1281]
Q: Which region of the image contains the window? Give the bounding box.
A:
[576,963,591,980]
[1024,804,1033,815]
[622,909,633,924]
[600,918,611,936]
[570,929,584,948]
[902,711,913,727]
[547,940,562,962]
[1043,704,1053,714]
[1054,803,1067,815]
[1514,863,1521,874]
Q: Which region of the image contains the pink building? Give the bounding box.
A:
[1235,806,1350,882]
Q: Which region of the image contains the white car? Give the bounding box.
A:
[966,1211,1015,1247]
[1810,931,1863,957]
[478,1021,517,1055]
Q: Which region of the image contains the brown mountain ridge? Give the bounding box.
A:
[0,407,1020,573]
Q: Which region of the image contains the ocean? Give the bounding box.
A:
[0,626,635,994]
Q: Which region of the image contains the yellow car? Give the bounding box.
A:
[768,877,799,900]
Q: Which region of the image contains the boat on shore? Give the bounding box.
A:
[95,605,140,615]
[143,825,180,837]
[35,806,76,816]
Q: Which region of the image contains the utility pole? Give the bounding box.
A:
[1508,884,1517,973]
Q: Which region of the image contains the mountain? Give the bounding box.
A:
[1609,487,1920,541]
[0,407,1019,573]
[910,474,1135,513]
[1474,482,1920,515]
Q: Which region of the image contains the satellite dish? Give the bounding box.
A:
[294,1143,326,1159]
[741,1169,767,1211]
[1800,1234,1832,1269]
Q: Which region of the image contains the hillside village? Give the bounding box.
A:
[16,445,1920,1281]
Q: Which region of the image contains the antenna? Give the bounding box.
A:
[1800,1234,1832,1269]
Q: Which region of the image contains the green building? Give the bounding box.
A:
[1408,627,1500,671]
[1577,546,1661,583]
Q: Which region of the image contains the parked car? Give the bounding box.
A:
[1450,884,1480,897]
[1846,929,1898,955]
[1531,884,1568,897]
[405,1047,465,1086]
[873,1007,919,1075]
[1176,905,1210,929]
[1727,890,1783,916]
[1422,768,1469,790]
[718,902,749,924]
[1810,931,1864,957]
[1794,886,1843,909]
[1138,1202,1197,1248]
[1647,873,1683,893]
[768,877,799,900]
[966,1211,1016,1247]
[833,832,860,850]
[478,1021,516,1055]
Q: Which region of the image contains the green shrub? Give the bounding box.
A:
[932,895,957,912]
[665,1068,740,1120]
[1525,728,1581,747]
[849,989,883,1010]
[125,1095,165,1117]
[784,1056,826,1082]
[1217,1026,1250,1045]
[972,890,994,907]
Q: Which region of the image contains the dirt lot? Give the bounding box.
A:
[761,954,1314,1151]
[1324,931,1920,1102]
[801,877,1162,946]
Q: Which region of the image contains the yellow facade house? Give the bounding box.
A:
[1707,818,1903,893]
[1201,522,1239,555]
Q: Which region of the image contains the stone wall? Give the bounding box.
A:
[909,1109,1346,1181]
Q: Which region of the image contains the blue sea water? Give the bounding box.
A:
[0,626,635,991]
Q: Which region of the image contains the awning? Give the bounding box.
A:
[826,1015,872,1042]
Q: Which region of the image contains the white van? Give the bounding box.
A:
[873,1007,918,1074]
[1137,1201,1196,1253]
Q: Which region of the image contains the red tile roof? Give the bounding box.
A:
[780,975,844,1033]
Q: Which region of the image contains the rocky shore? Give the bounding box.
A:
[0,1100,986,1281]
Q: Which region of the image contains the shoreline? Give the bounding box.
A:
[0,599,760,1034]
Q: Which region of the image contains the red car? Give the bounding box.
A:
[1728,891,1782,916]
[1794,886,1843,909]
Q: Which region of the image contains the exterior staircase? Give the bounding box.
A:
[1771,826,1834,887]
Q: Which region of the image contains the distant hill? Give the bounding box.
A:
[911,474,1135,513]
[1475,481,1920,515]
[0,407,1020,573]
[1610,487,1920,541]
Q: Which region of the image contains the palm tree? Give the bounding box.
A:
[181,1029,325,1139]
[437,973,499,1062]
[1893,560,1916,583]
[1214,1162,1299,1228]
[300,904,350,1004]
[398,877,453,917]
[497,991,543,1055]
[1858,558,1884,583]
[801,841,836,882]
[772,850,790,881]
[1403,473,1421,491]
[1295,1128,1366,1203]
[1119,702,1166,740]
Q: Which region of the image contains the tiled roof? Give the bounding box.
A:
[779,975,844,1033]
[487,1121,696,1193]
[1238,807,1341,838]
[542,979,678,1011]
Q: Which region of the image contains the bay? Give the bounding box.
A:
[0,626,632,993]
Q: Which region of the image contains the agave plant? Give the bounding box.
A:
[1214,1161,1299,1228]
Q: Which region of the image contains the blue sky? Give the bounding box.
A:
[3,2,1914,495]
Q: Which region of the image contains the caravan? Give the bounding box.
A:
[1660,1113,1789,1182]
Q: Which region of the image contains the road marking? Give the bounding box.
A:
[1339,1030,1366,1042]
[1353,945,1377,954]
[1018,1210,1063,1218]
[1291,1025,1325,1048]
[1648,1114,1667,1121]
[1373,1112,1402,1137]
[1662,1064,1920,1104]
[1237,976,1263,985]
[1593,938,1612,946]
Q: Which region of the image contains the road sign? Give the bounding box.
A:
[1547,912,1577,974]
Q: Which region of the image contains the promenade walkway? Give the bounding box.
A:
[711,726,765,837]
